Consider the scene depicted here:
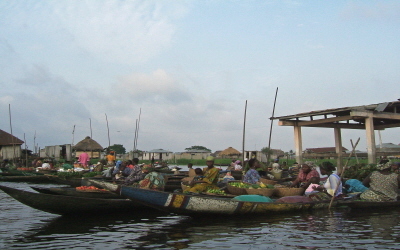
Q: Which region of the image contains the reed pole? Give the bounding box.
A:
[24,133,28,167]
[89,118,92,138]
[8,104,16,163]
[328,137,360,209]
[242,100,248,165]
[266,87,279,163]
[105,113,111,148]
[135,108,142,151]
[72,125,75,146]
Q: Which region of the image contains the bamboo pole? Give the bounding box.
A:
[328,137,360,209]
[266,87,278,163]
[105,113,110,148]
[242,100,248,165]
[8,104,16,163]
[24,133,27,168]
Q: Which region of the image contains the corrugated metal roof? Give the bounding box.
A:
[0,129,24,146]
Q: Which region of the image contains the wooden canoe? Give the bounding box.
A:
[0,175,54,183]
[88,179,333,216]
[0,185,143,215]
[30,186,122,199]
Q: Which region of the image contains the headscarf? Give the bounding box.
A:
[142,164,154,172]
[116,160,122,168]
[235,160,241,164]
[376,161,392,170]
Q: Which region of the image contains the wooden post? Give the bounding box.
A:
[294,124,303,164]
[334,127,343,172]
[365,115,376,164]
[242,100,247,165]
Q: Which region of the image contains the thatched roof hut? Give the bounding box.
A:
[73,136,103,151]
[219,147,241,157]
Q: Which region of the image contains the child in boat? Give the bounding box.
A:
[190,168,205,187]
[304,177,321,196]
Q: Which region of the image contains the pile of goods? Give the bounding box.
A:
[76,186,108,192]
[16,167,35,171]
[205,188,227,196]
[227,181,303,197]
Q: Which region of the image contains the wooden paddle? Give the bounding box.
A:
[328,137,360,209]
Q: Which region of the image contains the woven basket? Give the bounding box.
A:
[246,188,275,197]
[259,178,278,185]
[226,182,248,195]
[274,187,304,197]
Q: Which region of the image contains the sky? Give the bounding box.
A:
[1,0,400,154]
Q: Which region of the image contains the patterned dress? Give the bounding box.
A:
[187,167,220,193]
[136,172,166,191]
[243,169,261,184]
[360,171,398,201]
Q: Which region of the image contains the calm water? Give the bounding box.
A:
[2,182,400,249]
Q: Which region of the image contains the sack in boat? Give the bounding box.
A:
[259,178,278,185]
[275,196,312,203]
[246,188,275,197]
[181,182,190,191]
[275,187,304,197]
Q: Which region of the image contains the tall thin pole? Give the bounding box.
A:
[33,130,36,155]
[105,113,110,148]
[72,125,75,146]
[135,108,142,151]
[89,118,93,138]
[9,104,16,162]
[242,100,248,165]
[267,87,279,163]
[133,119,138,152]
[24,133,28,167]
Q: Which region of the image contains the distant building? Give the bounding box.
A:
[143,149,174,162]
[175,149,211,161]
[304,147,348,159]
[0,129,24,160]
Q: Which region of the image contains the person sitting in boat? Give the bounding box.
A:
[134,164,165,191]
[288,162,300,178]
[234,160,242,171]
[106,151,116,166]
[222,171,236,183]
[93,159,107,172]
[290,161,320,190]
[243,158,262,184]
[304,177,321,196]
[360,162,400,202]
[124,158,146,186]
[227,159,236,171]
[186,156,220,193]
[189,168,205,187]
[319,161,342,197]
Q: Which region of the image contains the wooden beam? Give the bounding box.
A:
[294,125,303,165]
[351,111,400,120]
[365,115,376,164]
[334,127,343,171]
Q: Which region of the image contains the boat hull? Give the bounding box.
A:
[119,186,331,215]
[31,186,122,199]
[0,185,143,215]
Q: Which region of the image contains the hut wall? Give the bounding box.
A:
[174,152,210,160]
[0,145,21,159]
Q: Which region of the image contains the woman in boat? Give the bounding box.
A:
[290,161,320,190]
[93,159,106,172]
[125,158,146,185]
[135,164,165,191]
[315,161,342,197]
[243,158,261,184]
[360,162,400,202]
[186,156,220,193]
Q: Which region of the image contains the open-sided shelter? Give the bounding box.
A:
[73,136,103,159]
[272,100,400,170]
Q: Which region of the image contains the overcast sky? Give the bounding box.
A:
[1,0,400,154]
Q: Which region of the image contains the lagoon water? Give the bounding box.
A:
[2,181,400,249]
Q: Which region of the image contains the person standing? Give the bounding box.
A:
[78,151,90,168]
[106,151,116,166]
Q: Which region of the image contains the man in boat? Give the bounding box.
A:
[186,156,220,193]
[134,164,165,191]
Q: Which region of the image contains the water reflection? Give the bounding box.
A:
[2,181,400,249]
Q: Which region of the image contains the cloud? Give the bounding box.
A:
[116,69,192,103]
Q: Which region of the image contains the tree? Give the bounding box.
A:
[185,145,212,152]
[107,144,126,154]
[261,147,273,155]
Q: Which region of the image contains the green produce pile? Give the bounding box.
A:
[206,188,226,195]
[342,164,378,181]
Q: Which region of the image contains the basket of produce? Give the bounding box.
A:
[259,178,278,185]
[245,183,275,197]
[227,181,249,195]
[205,188,227,196]
[274,187,304,197]
[76,186,108,192]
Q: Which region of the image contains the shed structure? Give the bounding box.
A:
[271,100,400,170]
